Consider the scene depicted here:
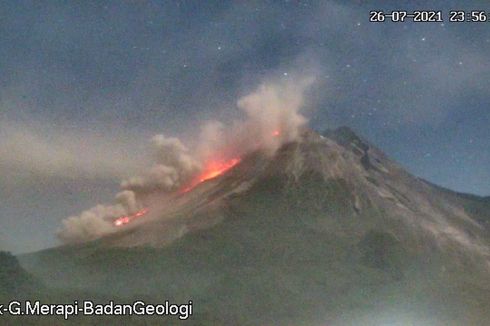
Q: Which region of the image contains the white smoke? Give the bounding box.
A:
[58,204,122,243]
[196,121,226,162]
[196,75,314,160]
[57,189,141,243]
[236,75,313,154]
[115,190,139,214]
[121,135,201,193]
[57,75,314,244]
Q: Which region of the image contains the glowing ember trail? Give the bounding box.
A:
[113,208,149,227]
[199,158,241,182]
[180,157,241,193]
[180,130,279,193]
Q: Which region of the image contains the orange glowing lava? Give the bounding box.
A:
[114,208,149,227]
[199,158,241,182]
[272,130,281,137]
[181,157,241,193]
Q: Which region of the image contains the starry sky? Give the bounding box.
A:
[1,1,489,253]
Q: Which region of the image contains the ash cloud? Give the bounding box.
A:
[121,135,201,193]
[57,75,314,243]
[237,75,313,154]
[58,205,119,243]
[196,75,314,160]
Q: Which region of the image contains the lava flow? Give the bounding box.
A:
[199,158,241,182]
[180,157,241,193]
[113,208,149,227]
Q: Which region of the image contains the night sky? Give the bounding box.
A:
[1,1,489,253]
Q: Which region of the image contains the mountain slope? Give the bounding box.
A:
[0,251,42,299]
[20,127,490,325]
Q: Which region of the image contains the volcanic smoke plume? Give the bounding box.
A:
[121,135,201,193]
[57,75,314,243]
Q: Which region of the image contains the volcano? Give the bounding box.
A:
[20,127,490,325]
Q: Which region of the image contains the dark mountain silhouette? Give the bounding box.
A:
[0,251,42,299]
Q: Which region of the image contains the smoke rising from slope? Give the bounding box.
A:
[57,75,314,243]
[237,76,312,154]
[121,135,201,193]
[58,204,123,243]
[196,75,314,160]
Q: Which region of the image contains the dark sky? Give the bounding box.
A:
[1,1,489,253]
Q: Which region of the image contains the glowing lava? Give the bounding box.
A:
[199,158,241,182]
[181,157,241,193]
[113,208,149,227]
[272,130,281,137]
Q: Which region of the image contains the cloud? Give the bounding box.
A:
[378,36,490,126]
[0,121,147,182]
